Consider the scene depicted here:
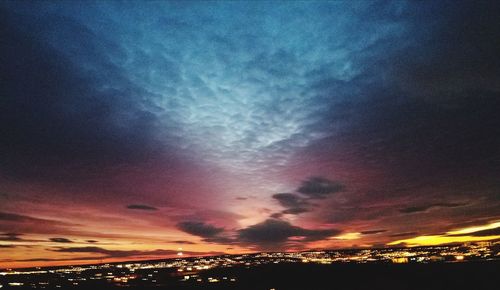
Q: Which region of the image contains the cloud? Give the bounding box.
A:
[238,219,340,248]
[0,211,64,225]
[176,221,224,238]
[14,256,99,262]
[51,246,222,259]
[389,232,418,238]
[203,236,236,244]
[361,230,387,235]
[86,240,98,243]
[447,222,500,237]
[461,227,500,237]
[297,177,344,199]
[0,233,23,241]
[0,212,32,222]
[282,208,310,215]
[52,246,173,258]
[0,5,192,186]
[272,178,344,216]
[399,202,467,214]
[270,213,283,219]
[1,0,499,258]
[272,193,311,215]
[0,211,74,235]
[170,240,197,245]
[272,193,306,208]
[49,237,73,243]
[126,204,158,211]
[388,221,500,246]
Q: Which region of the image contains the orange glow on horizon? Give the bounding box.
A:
[387,221,500,246]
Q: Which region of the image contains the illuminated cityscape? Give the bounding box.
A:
[1,242,498,289]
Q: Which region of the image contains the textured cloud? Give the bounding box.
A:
[0,1,437,181]
[126,204,158,211]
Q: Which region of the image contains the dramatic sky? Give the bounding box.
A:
[1,0,499,268]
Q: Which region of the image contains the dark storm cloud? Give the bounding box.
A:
[49,237,73,243]
[377,1,499,175]
[297,177,344,199]
[126,204,158,211]
[298,1,500,228]
[0,5,185,184]
[392,1,500,101]
[238,219,340,247]
[399,203,467,214]
[176,221,224,238]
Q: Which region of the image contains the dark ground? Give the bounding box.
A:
[2,261,498,290]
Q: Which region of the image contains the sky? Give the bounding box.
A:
[1,0,499,268]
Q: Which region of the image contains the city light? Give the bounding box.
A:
[0,242,497,289]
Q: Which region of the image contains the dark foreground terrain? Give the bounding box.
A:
[2,261,498,290]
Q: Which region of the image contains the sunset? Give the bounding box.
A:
[1,0,499,289]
